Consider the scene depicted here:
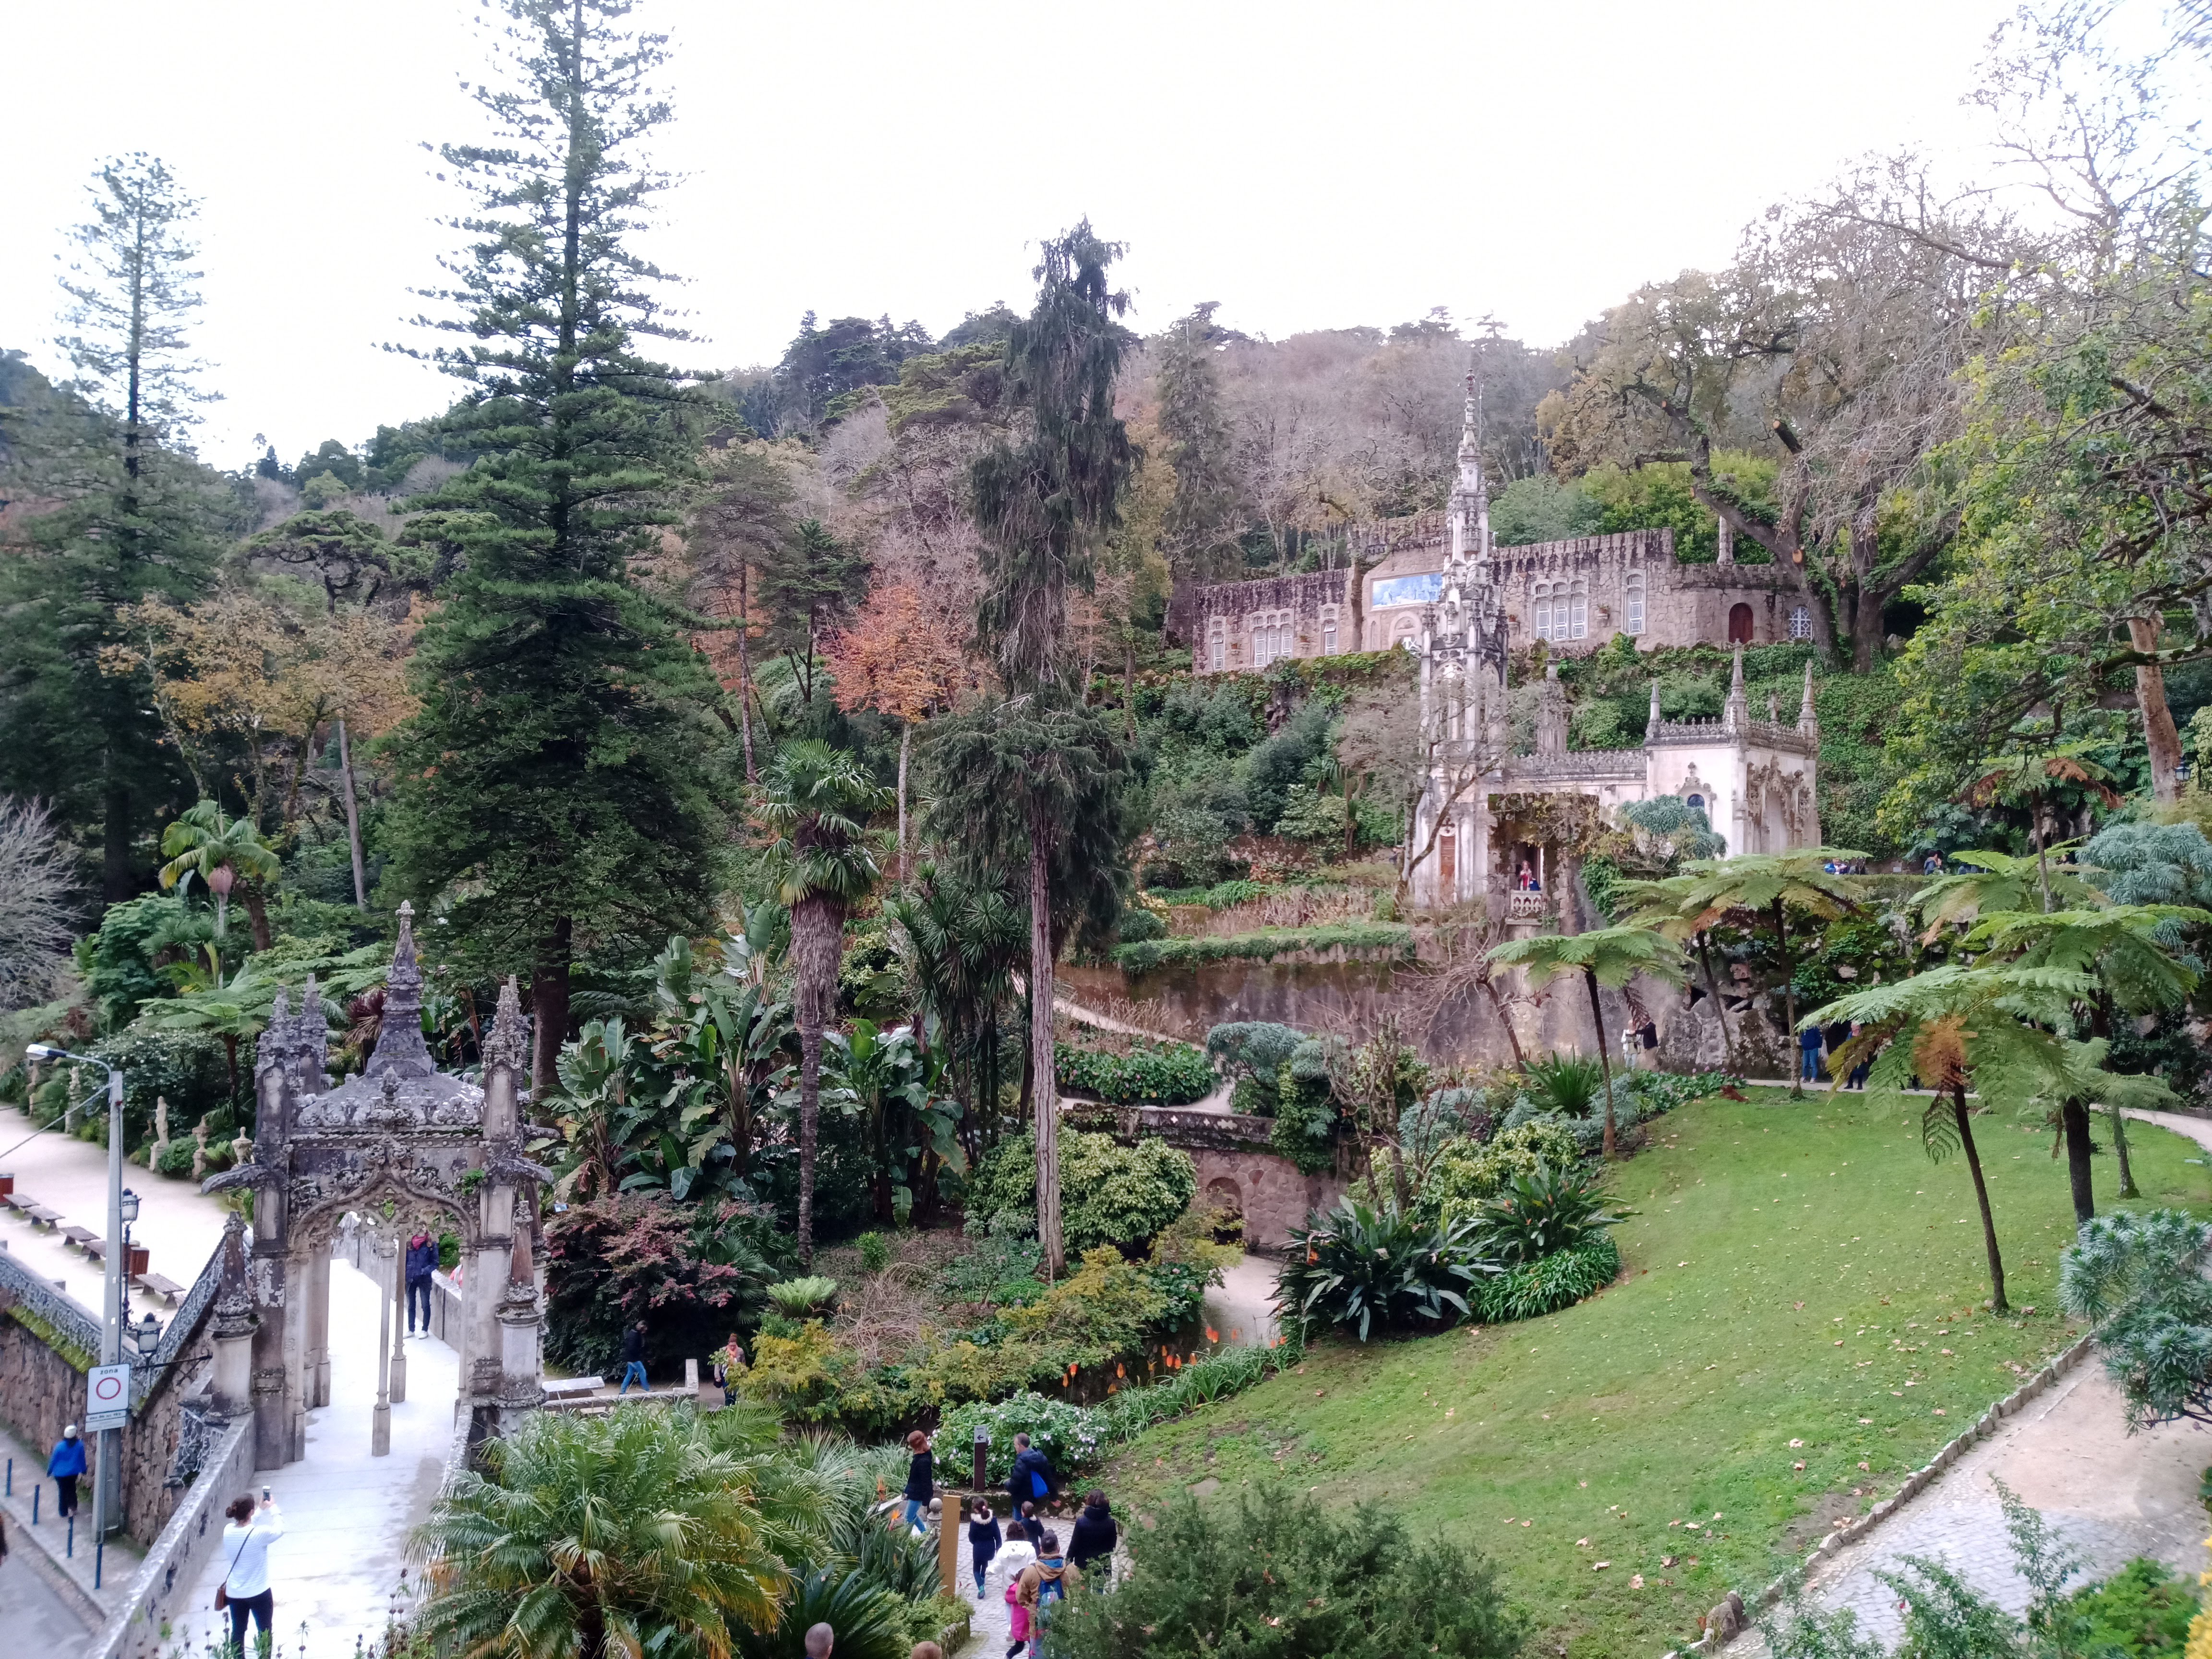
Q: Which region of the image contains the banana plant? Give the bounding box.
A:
[826,1020,965,1226]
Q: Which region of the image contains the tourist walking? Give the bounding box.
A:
[1007,1432,1055,1514]
[1068,1490,1117,1581]
[47,1424,85,1519]
[1845,1022,1870,1091]
[1017,1529,1081,1648]
[988,1511,1038,1643]
[618,1320,649,1394]
[217,1491,283,1654]
[404,1230,438,1336]
[967,1501,1002,1598]
[713,1334,745,1405]
[901,1430,934,1532]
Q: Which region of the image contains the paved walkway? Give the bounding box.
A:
[0,1534,90,1648]
[0,1102,231,1329]
[1729,1106,2212,1655]
[168,1257,460,1654]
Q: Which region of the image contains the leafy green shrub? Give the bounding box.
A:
[1523,1052,1604,1118]
[1114,922,1416,974]
[1055,1039,1215,1105]
[1047,1489,1525,1659]
[935,1234,1043,1306]
[1115,906,1167,944]
[965,1129,1198,1255]
[2060,1209,2212,1429]
[85,1028,238,1152]
[1230,1075,1276,1116]
[765,1275,840,1317]
[1467,1162,1628,1265]
[1415,1119,1585,1228]
[936,1391,1111,1484]
[2062,1557,2197,1657]
[1476,1233,1622,1323]
[856,1232,890,1274]
[1269,1042,1341,1174]
[1205,1021,1305,1083]
[737,1566,911,1659]
[1147,878,1271,909]
[543,1194,787,1374]
[1275,1199,1490,1341]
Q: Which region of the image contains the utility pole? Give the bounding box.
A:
[97,1066,122,1539]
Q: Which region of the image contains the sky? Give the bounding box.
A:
[1,0,2035,470]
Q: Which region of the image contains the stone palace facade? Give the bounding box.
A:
[1176,377,1822,907]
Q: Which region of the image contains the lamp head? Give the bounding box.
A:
[133,1310,162,1359]
[25,1043,61,1060]
[119,1188,140,1226]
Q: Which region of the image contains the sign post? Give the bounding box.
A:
[85,1363,131,1431]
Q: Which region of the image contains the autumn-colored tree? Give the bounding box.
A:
[819,581,972,884]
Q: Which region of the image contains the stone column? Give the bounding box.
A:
[1717,516,1734,566]
[210,1216,256,1418]
[305,1247,331,1408]
[371,1234,394,1457]
[388,1242,408,1405]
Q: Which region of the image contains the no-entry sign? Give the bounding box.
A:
[85,1363,131,1431]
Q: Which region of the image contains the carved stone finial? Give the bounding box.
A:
[1797,660,1819,735]
[1723,644,1749,735]
[482,975,530,1074]
[258,987,295,1079]
[364,903,436,1082]
[1645,680,1663,742]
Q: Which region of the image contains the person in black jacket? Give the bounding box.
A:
[901,1430,934,1532]
[1006,1433,1055,1515]
[1067,1491,1117,1581]
[404,1231,439,1335]
[618,1320,648,1394]
[966,1500,1001,1597]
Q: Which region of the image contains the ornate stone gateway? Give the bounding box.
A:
[207,904,551,1469]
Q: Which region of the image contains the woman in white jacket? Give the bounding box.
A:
[218,1492,284,1652]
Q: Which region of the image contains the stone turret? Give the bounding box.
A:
[209,1214,256,1417]
[1646,680,1663,742]
[1797,661,1819,738]
[365,902,436,1082]
[1723,644,1748,735]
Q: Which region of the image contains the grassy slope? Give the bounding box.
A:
[1103,1094,2212,1657]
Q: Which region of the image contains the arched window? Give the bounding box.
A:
[1685,793,1705,813]
[1208,631,1225,672]
[1789,606,1813,641]
[1568,579,1589,641]
[1394,616,1419,651]
[1531,581,1553,642]
[1277,623,1292,660]
[1322,619,1338,656]
[1623,570,1646,635]
[1728,603,1755,644]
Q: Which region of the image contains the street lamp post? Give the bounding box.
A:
[26,1045,125,1542]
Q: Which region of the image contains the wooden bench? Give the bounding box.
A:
[23,1205,63,1228]
[60,1225,99,1251]
[81,1237,106,1261]
[0,1190,33,1214]
[134,1273,186,1304]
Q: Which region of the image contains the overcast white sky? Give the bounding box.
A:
[4,0,2035,469]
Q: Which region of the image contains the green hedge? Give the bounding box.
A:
[1054,1040,1216,1106]
[1113,922,1415,974]
[1475,1233,1621,1323]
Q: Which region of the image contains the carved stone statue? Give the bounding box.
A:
[192,1115,212,1181]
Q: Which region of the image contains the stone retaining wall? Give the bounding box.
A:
[86,1413,254,1659]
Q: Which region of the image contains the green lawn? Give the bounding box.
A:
[1104,1094,2212,1657]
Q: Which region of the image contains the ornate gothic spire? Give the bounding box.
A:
[291,974,329,1094]
[363,901,437,1081]
[1797,661,1820,736]
[1723,644,1749,734]
[258,987,295,1080]
[482,975,530,1075]
[1646,680,1663,742]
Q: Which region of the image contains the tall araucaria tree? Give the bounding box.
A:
[965,221,1140,1277]
[757,740,889,1268]
[381,0,733,1096]
[0,156,220,899]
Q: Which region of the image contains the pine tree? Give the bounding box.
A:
[967,222,1140,1273]
[1155,302,1243,583]
[0,156,221,898]
[381,0,731,1094]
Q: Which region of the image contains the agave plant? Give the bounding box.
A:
[765,1275,840,1318]
[1274,1198,1492,1341]
[1522,1052,1604,1118]
[1470,1162,1629,1266]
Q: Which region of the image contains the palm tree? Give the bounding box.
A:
[1959,745,2120,914]
[156,801,283,950]
[409,1404,828,1659]
[887,862,1024,1157]
[1487,925,1686,1158]
[757,740,890,1267]
[1964,903,2207,1209]
[1661,850,1867,1096]
[1808,959,2120,1314]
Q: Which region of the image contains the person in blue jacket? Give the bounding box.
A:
[48,1424,87,1518]
[404,1231,439,1336]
